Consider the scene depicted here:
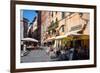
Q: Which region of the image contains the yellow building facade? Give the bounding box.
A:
[41,11,90,49]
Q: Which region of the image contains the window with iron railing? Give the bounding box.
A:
[62,12,65,19]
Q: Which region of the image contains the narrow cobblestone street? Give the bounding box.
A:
[21,47,52,63]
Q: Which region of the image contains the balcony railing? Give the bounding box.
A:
[48,20,58,31]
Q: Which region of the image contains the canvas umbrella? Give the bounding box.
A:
[21,38,38,43]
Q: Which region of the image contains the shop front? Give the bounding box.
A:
[54,31,89,50]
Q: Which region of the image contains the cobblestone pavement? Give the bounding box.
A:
[21,47,52,63]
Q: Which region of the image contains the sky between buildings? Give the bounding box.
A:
[22,10,37,24]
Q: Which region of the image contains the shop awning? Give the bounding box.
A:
[45,37,55,42]
[55,30,81,40]
[66,33,89,40]
[55,35,66,39]
[55,30,89,40]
